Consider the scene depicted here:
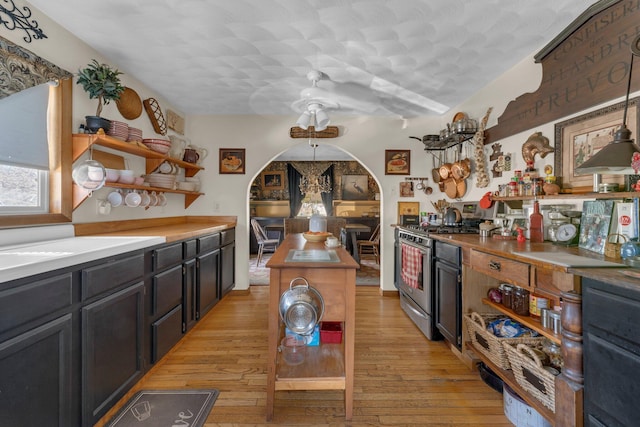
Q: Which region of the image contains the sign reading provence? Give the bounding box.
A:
[487,0,640,143]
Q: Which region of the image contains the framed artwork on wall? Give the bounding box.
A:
[341,175,368,200]
[399,181,414,197]
[554,97,638,192]
[261,170,285,190]
[385,149,410,175]
[219,148,245,174]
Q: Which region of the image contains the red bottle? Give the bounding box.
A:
[529,200,544,243]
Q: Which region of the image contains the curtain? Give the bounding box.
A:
[321,164,334,216]
[287,164,303,217]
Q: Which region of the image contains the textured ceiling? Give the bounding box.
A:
[29,0,590,119]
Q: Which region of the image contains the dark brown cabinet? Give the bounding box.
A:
[434,240,462,350]
[583,277,640,427]
[0,313,75,427]
[81,282,145,427]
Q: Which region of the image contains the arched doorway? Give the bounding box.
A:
[247,144,382,286]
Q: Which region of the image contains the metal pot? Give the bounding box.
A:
[279,277,324,335]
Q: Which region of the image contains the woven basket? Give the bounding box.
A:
[604,233,627,259]
[503,342,557,412]
[464,312,545,370]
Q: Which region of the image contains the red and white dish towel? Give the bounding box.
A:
[401,243,422,289]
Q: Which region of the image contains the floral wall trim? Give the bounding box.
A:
[0,35,72,99]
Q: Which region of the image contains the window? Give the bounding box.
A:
[0,165,48,213]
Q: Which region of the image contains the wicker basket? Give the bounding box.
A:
[503,342,557,412]
[464,312,545,370]
[604,233,627,259]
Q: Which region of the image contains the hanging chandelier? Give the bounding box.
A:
[299,141,332,195]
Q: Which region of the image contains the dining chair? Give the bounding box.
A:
[251,219,279,266]
[357,223,380,264]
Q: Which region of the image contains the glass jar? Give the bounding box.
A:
[512,287,530,316]
[542,339,563,370]
[499,284,514,309]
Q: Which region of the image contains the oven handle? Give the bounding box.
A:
[401,295,430,320]
[399,240,431,254]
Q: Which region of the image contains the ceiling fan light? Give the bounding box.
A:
[315,108,330,131]
[296,110,312,129]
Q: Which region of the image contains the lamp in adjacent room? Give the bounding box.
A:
[575,34,640,176]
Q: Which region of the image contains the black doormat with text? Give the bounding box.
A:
[106,389,218,427]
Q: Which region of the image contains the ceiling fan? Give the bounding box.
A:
[291,70,340,131]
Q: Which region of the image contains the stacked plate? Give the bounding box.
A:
[142,138,171,154]
[107,120,129,140]
[127,127,143,142]
[145,173,176,189]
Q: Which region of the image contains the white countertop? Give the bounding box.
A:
[0,228,165,284]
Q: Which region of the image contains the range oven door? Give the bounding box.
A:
[396,238,440,341]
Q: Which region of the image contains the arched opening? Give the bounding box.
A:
[246,143,383,287]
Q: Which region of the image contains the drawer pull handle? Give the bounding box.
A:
[489,260,501,271]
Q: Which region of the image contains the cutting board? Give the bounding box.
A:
[515,252,627,268]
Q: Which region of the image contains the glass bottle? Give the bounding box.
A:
[529,200,544,243]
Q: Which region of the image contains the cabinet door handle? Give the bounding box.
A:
[488,260,501,271]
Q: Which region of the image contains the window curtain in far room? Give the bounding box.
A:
[287,164,303,217]
[321,164,334,216]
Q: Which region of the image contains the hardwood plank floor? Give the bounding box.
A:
[95,286,510,426]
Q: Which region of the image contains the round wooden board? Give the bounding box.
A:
[116,87,143,120]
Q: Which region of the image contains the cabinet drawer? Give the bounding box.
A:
[153,243,183,271]
[470,249,530,288]
[221,228,235,246]
[152,265,183,315]
[82,254,144,300]
[0,273,73,335]
[184,239,197,259]
[152,305,183,363]
[198,234,220,254]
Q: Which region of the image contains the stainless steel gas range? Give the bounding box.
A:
[395,204,486,346]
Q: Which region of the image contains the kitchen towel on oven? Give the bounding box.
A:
[401,243,422,289]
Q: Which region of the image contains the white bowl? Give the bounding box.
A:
[118,170,136,184]
[105,168,120,182]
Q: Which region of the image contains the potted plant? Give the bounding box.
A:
[76,59,125,133]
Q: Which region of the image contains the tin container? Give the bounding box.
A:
[529,293,549,318]
[548,310,562,334]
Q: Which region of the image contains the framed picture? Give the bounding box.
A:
[554,97,639,192]
[399,181,414,197]
[385,149,410,175]
[262,170,285,190]
[579,200,615,254]
[219,148,245,174]
[341,174,368,200]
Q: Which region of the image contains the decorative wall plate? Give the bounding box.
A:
[116,87,142,119]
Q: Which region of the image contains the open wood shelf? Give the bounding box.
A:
[482,298,561,344]
[467,341,556,425]
[72,132,205,210]
[493,191,639,202]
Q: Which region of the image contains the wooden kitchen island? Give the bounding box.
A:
[265,234,359,421]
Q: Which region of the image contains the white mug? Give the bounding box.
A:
[326,236,339,247]
[157,192,167,206]
[148,191,158,207]
[139,190,151,208]
[125,191,141,207]
[107,190,123,207]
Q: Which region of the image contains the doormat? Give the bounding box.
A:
[106,389,218,427]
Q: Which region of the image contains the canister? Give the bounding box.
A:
[548,310,562,334]
[512,287,530,316]
[499,284,514,309]
[540,308,550,328]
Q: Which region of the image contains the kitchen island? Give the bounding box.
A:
[265,234,359,421]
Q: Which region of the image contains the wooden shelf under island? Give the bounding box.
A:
[265,233,359,421]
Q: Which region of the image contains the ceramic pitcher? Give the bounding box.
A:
[188,145,209,163]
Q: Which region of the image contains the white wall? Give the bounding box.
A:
[7,3,639,292]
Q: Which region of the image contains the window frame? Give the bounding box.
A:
[0,79,73,228]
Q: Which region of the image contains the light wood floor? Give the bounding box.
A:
[96,286,510,426]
